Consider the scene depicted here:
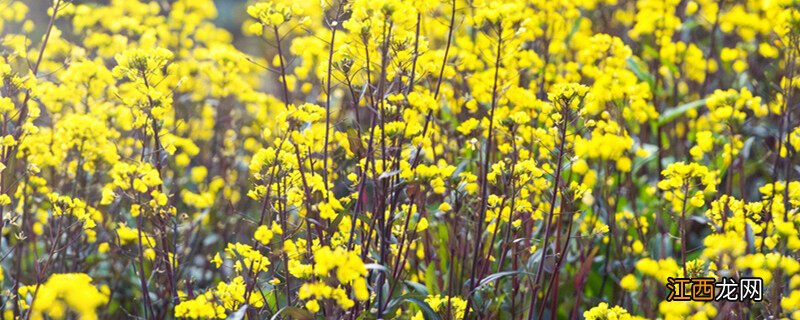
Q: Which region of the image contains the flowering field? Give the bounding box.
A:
[1,0,800,319]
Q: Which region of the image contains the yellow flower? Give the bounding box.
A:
[254,225,274,245]
[620,274,639,291]
[632,240,644,254]
[584,302,643,320]
[305,300,320,313]
[191,166,208,183]
[616,157,632,172]
[21,273,109,320]
[416,217,429,231]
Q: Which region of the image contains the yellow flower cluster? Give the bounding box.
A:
[18,274,109,320]
[584,302,646,320]
[175,276,266,319]
[658,162,717,212]
[2,0,800,318]
[294,246,369,310]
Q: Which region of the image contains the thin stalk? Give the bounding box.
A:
[323,2,346,196]
[13,0,61,140]
[528,101,569,320]
[680,183,689,276]
[272,25,291,106]
[414,0,456,156]
[462,24,503,320]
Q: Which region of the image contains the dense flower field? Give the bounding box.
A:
[1,0,800,318]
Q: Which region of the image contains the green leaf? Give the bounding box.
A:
[632,143,658,173]
[327,210,346,235]
[383,294,441,320]
[479,270,530,286]
[269,307,313,320]
[468,270,535,296]
[365,263,391,274]
[227,305,248,320]
[565,17,583,43]
[425,264,440,294]
[378,169,402,180]
[625,56,654,87]
[404,280,429,295]
[405,297,442,320]
[657,98,708,127]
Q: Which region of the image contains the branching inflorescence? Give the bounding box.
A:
[0,0,799,319]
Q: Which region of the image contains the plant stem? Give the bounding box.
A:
[462,24,503,320]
